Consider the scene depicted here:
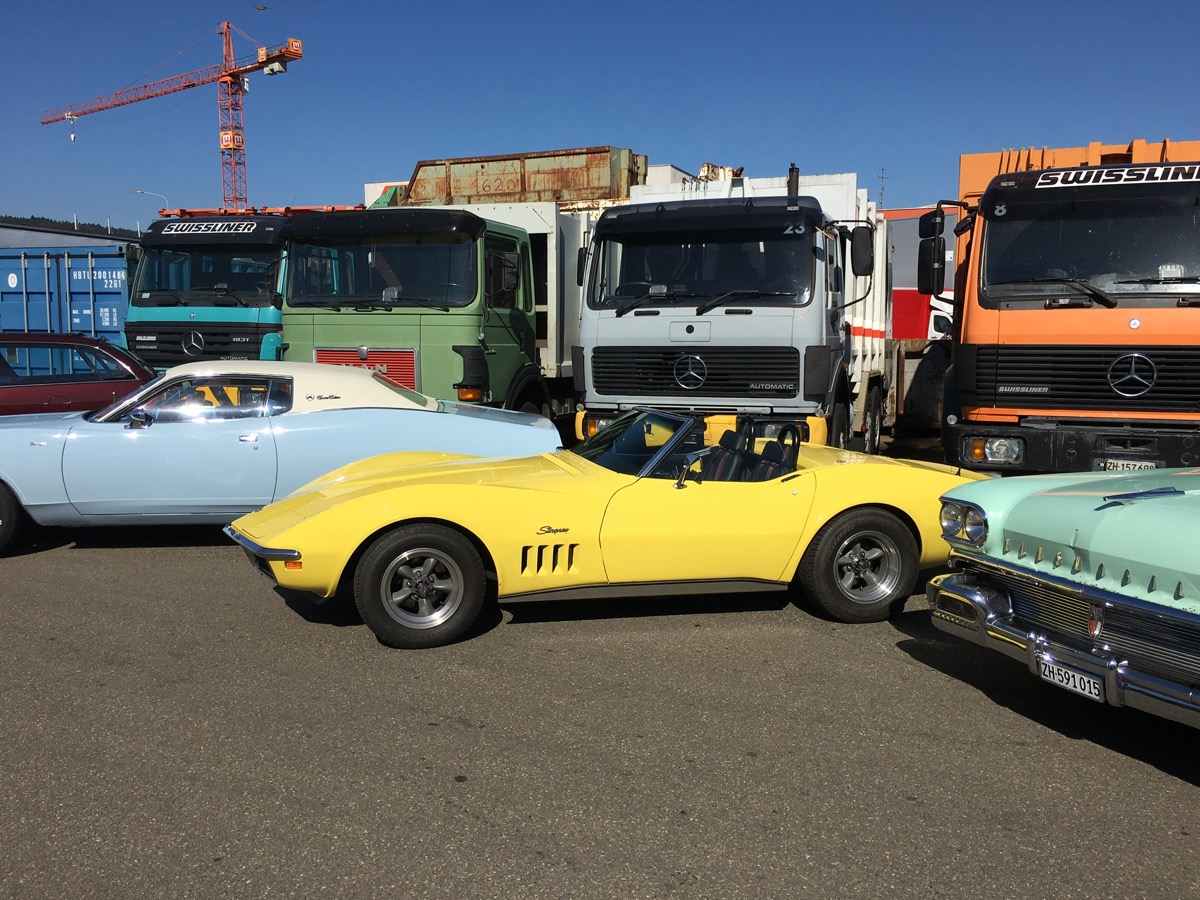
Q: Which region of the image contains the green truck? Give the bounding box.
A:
[278,147,646,422]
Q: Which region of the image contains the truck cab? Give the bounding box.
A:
[918,142,1200,473]
[125,216,287,368]
[576,193,875,445]
[278,208,544,410]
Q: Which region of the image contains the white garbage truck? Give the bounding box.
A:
[574,165,893,451]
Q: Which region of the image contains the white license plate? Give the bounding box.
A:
[1039,660,1105,702]
[1104,459,1158,471]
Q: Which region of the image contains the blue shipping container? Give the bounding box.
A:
[0,245,133,344]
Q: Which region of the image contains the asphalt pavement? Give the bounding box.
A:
[3,513,1198,899]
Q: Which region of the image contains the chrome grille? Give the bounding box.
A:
[957,557,1200,686]
[1103,607,1200,684]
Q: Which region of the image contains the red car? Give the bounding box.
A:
[0,333,157,415]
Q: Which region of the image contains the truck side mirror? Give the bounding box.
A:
[917,236,946,295]
[577,246,587,287]
[918,208,944,239]
[849,226,874,277]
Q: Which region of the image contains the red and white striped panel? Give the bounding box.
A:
[314,348,417,389]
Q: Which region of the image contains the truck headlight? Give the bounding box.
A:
[964,436,1025,465]
[940,501,987,545]
[584,416,615,438]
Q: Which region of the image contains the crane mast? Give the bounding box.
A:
[40,21,302,211]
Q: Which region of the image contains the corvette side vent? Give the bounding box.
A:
[521,544,579,575]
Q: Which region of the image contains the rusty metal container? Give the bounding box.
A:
[394,146,648,208]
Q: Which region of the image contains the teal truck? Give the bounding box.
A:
[279,147,646,419]
[124,215,288,367]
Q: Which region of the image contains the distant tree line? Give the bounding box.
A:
[0,214,139,240]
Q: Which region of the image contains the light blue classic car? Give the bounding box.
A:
[929,468,1200,730]
[0,360,561,553]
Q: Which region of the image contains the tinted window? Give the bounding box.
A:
[136,376,274,422]
[0,342,135,383]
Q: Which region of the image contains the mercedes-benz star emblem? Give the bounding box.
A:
[182,331,206,357]
[673,354,707,390]
[1107,352,1157,397]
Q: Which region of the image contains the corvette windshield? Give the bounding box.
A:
[982,194,1200,309]
[572,410,703,476]
[588,229,814,311]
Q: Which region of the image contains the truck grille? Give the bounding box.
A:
[313,348,417,389]
[126,321,272,367]
[958,557,1200,685]
[973,345,1200,412]
[591,346,799,398]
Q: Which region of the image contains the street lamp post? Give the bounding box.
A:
[129,189,169,212]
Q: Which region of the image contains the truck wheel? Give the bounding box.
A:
[828,403,850,450]
[863,386,882,455]
[354,524,486,649]
[0,482,28,554]
[796,508,918,623]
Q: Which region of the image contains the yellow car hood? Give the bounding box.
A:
[235,450,608,543]
[296,449,583,498]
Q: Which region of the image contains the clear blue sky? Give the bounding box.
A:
[5,0,1200,231]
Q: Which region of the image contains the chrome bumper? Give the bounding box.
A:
[927,572,1200,731]
[223,525,300,583]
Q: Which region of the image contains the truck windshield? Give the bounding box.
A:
[285,234,477,310]
[982,195,1200,309]
[588,230,813,310]
[132,247,278,307]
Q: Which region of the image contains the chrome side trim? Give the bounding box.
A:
[501,578,787,604]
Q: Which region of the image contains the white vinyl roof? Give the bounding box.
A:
[160,360,435,413]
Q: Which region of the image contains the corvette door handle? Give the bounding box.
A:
[239,434,259,443]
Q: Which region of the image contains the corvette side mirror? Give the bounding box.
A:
[675,450,705,489]
[127,408,153,430]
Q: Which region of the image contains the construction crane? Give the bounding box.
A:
[40,21,302,211]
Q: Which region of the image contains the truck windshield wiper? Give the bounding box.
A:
[1110,277,1200,305]
[211,289,248,307]
[140,289,183,306]
[992,277,1118,308]
[357,297,450,312]
[613,288,702,317]
[1115,276,1200,284]
[696,290,795,315]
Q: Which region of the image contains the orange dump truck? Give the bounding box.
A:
[917,138,1200,474]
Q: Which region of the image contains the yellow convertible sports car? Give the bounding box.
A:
[226,409,986,649]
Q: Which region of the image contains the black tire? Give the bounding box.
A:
[796,508,918,623]
[0,482,27,554]
[353,524,486,649]
[827,403,850,450]
[863,385,882,455]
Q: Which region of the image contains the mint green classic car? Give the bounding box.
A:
[928,468,1200,730]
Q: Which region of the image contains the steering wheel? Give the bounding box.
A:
[776,423,803,467]
[614,281,653,297]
